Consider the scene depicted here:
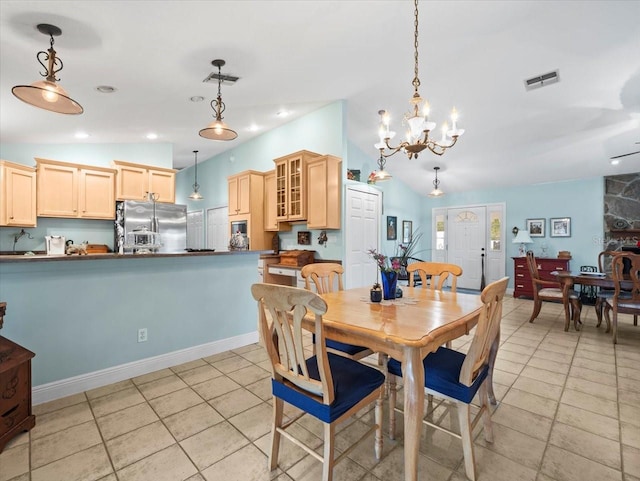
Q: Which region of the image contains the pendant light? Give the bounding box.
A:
[372,154,393,182]
[199,59,238,141]
[12,24,83,115]
[188,150,203,200]
[428,167,444,197]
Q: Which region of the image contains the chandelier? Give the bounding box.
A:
[375,0,463,160]
[188,150,203,200]
[12,24,83,115]
[428,167,444,197]
[199,59,238,141]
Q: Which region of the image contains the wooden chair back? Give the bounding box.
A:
[300,263,344,294]
[611,253,640,303]
[251,283,334,404]
[598,250,621,274]
[407,261,463,291]
[460,277,508,387]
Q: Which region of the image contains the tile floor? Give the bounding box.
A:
[1,297,639,481]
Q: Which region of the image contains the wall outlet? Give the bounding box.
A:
[137,328,148,343]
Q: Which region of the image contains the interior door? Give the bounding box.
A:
[447,206,487,290]
[187,210,204,249]
[345,185,381,288]
[206,206,229,252]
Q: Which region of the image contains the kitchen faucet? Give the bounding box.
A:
[12,229,34,252]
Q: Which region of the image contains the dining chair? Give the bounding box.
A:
[387,277,509,481]
[391,256,424,286]
[251,283,384,481]
[525,251,581,331]
[407,261,463,292]
[603,253,640,344]
[595,250,623,328]
[300,263,374,361]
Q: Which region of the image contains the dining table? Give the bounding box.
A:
[312,286,487,481]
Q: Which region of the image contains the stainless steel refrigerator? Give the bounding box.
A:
[115,200,187,254]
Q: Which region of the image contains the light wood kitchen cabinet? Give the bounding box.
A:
[228,171,253,215]
[112,160,177,203]
[227,170,272,250]
[306,155,342,229]
[36,158,116,219]
[0,160,37,227]
[274,150,321,222]
[263,170,290,232]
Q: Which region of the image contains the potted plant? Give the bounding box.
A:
[370,282,382,302]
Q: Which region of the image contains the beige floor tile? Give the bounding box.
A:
[618,377,640,394]
[532,348,574,365]
[618,388,640,407]
[476,423,546,469]
[0,443,29,481]
[254,424,322,472]
[170,359,208,373]
[202,350,237,363]
[148,387,203,418]
[2,431,29,450]
[494,358,525,375]
[511,376,563,401]
[536,341,575,355]
[565,377,617,401]
[491,403,553,441]
[200,443,271,481]
[237,347,270,364]
[288,452,370,481]
[209,354,253,373]
[623,444,640,478]
[105,420,175,470]
[541,445,622,481]
[116,444,198,481]
[560,389,618,419]
[519,365,567,386]
[462,444,538,481]
[501,388,558,419]
[226,364,271,386]
[180,421,249,471]
[500,342,536,356]
[185,475,207,481]
[31,420,102,469]
[228,402,273,441]
[208,386,263,418]
[568,365,617,386]
[245,377,273,401]
[132,368,174,385]
[31,444,113,481]
[85,379,135,400]
[496,349,531,364]
[137,374,189,400]
[163,402,224,441]
[191,375,241,400]
[620,403,640,428]
[571,356,616,374]
[371,447,453,481]
[30,401,94,439]
[549,422,621,469]
[574,348,614,364]
[89,385,146,418]
[33,392,87,416]
[621,421,640,449]
[233,343,262,355]
[527,357,571,375]
[555,404,619,441]
[177,365,223,385]
[96,402,159,440]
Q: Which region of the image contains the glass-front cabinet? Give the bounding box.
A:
[273,150,321,222]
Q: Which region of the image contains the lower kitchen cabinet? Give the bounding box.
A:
[513,256,570,298]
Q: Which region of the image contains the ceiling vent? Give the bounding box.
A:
[202,71,239,85]
[524,69,559,91]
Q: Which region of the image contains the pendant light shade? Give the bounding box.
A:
[199,59,237,141]
[428,166,444,197]
[188,150,203,200]
[12,24,83,115]
[372,154,392,182]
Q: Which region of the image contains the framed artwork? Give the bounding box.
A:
[402,220,413,244]
[387,216,397,240]
[526,218,545,237]
[297,231,311,245]
[550,217,571,237]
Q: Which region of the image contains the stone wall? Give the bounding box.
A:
[604,172,640,251]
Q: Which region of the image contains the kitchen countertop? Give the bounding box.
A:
[0,250,267,263]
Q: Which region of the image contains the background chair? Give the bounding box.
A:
[603,253,640,344]
[595,250,622,327]
[526,251,581,331]
[407,261,463,292]
[387,277,509,481]
[251,283,384,481]
[391,256,424,287]
[301,263,373,361]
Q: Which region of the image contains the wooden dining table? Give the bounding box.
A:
[313,286,486,481]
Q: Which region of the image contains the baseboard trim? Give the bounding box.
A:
[33,331,259,405]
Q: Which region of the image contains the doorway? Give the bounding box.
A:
[206,206,229,252]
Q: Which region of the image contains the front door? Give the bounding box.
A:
[345,185,381,288]
[447,206,487,290]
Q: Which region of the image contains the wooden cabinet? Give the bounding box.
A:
[263,170,290,232]
[36,158,116,219]
[306,155,342,229]
[112,160,177,203]
[227,170,272,250]
[513,256,571,298]
[0,160,36,227]
[274,150,321,221]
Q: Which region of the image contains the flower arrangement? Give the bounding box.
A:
[367,230,423,275]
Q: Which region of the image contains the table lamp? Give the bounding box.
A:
[512,230,533,257]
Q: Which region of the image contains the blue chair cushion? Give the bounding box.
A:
[312,334,370,356]
[272,353,385,423]
[387,347,489,404]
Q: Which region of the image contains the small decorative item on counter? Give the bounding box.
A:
[229,231,248,250]
[395,287,403,298]
[558,250,571,259]
[65,239,88,255]
[370,283,382,303]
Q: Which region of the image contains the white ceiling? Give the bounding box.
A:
[1,0,639,195]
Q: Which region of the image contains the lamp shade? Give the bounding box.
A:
[512,230,533,244]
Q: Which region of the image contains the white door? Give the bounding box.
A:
[345,185,381,288]
[187,210,204,249]
[206,206,229,252]
[447,206,487,290]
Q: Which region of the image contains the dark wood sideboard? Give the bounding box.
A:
[0,302,36,452]
[513,257,571,298]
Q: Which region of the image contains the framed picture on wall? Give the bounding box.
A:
[526,218,545,237]
[402,220,413,243]
[387,216,397,240]
[550,217,571,237]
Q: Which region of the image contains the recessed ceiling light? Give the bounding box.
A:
[96,85,117,93]
[276,110,290,118]
[146,133,158,140]
[75,131,89,139]
[610,159,620,165]
[248,124,260,132]
[190,96,205,102]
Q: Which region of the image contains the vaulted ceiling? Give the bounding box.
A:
[1,1,638,195]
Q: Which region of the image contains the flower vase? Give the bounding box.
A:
[380,271,398,300]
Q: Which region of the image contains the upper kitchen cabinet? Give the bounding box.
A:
[36,158,116,220]
[306,155,342,229]
[263,170,291,232]
[274,150,321,222]
[0,160,36,227]
[227,170,272,250]
[112,160,177,203]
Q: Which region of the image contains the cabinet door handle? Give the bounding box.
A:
[556,267,564,271]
